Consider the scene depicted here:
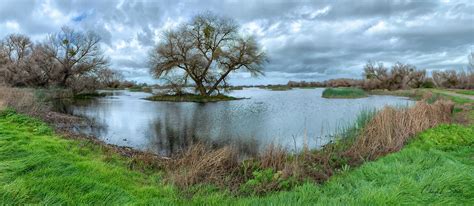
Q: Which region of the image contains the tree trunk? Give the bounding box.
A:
[59,73,69,87]
[59,66,71,88]
[196,84,208,96]
[207,70,233,95]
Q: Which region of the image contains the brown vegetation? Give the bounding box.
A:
[0,28,123,93]
[432,69,474,89]
[287,53,474,90]
[0,86,81,126]
[349,99,453,160]
[0,86,44,115]
[166,144,240,189]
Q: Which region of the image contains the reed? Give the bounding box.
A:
[349,100,453,160]
[167,144,240,188]
[0,86,45,115]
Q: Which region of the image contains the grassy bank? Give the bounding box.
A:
[261,85,293,91]
[1,86,471,204]
[368,89,474,124]
[146,94,242,103]
[450,89,474,96]
[322,87,368,99]
[0,109,472,204]
[128,86,153,93]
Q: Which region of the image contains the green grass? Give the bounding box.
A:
[0,109,178,204]
[322,87,368,99]
[369,89,474,104]
[438,93,474,104]
[73,92,107,100]
[1,109,473,204]
[261,85,293,91]
[146,94,242,103]
[230,124,474,205]
[128,86,152,93]
[228,86,244,90]
[450,89,474,96]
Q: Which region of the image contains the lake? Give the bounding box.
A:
[60,88,413,156]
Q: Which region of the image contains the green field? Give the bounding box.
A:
[322,87,368,99]
[1,109,473,204]
[450,89,474,96]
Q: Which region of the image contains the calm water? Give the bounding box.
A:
[61,88,413,156]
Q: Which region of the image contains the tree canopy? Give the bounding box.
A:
[149,12,267,96]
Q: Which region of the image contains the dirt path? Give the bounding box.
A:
[434,90,474,101]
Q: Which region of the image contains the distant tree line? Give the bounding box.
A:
[0,27,124,94]
[288,54,474,90]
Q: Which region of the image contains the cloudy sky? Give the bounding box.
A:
[1,0,473,85]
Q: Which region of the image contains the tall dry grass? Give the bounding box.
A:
[349,99,453,160]
[259,144,288,171]
[0,86,82,126]
[167,144,240,188]
[0,86,45,115]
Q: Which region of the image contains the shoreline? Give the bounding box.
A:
[1,86,472,203]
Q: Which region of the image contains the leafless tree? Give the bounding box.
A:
[390,62,425,90]
[364,61,388,81]
[363,61,389,89]
[1,34,33,63]
[96,68,124,88]
[161,73,188,95]
[149,12,267,96]
[363,61,425,90]
[44,26,108,87]
[432,70,458,88]
[0,34,34,86]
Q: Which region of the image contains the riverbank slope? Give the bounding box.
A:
[1,109,472,204]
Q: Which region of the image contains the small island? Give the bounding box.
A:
[146,93,242,103]
[322,87,368,99]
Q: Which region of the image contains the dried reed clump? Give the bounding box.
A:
[167,144,239,188]
[350,100,453,160]
[0,86,45,115]
[128,152,167,172]
[259,144,288,171]
[0,86,83,127]
[0,100,4,110]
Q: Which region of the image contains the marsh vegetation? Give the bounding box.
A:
[322,87,367,99]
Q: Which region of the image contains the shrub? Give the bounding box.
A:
[240,168,296,195]
[420,78,435,88]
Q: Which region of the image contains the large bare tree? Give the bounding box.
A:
[45,26,108,87]
[0,34,34,86]
[149,13,267,96]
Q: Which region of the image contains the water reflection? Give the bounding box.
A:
[59,88,413,156]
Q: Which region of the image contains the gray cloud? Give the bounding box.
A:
[0,0,473,84]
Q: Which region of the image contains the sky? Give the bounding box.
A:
[0,0,473,85]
